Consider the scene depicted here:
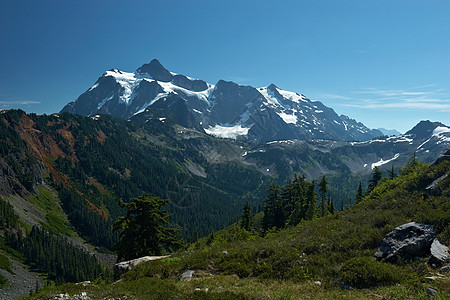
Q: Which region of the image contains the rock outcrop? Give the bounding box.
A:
[179,269,194,280]
[374,222,436,261]
[430,149,450,166]
[430,238,450,266]
[114,255,170,279]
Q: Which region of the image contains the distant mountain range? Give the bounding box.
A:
[249,120,450,180]
[61,59,384,142]
[377,128,402,136]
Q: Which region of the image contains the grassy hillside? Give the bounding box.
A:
[26,154,450,299]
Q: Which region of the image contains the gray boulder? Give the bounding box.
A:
[426,287,438,297]
[430,149,450,166]
[374,222,436,261]
[179,269,195,280]
[114,255,170,279]
[425,173,448,197]
[430,238,450,266]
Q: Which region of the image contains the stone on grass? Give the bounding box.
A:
[114,255,170,278]
[179,269,195,280]
[374,222,435,261]
[426,287,438,297]
[430,239,450,265]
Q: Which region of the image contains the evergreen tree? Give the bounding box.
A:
[366,167,382,195]
[286,175,315,225]
[327,193,334,214]
[262,184,283,230]
[206,232,215,245]
[318,175,327,217]
[113,194,182,262]
[305,180,316,220]
[387,165,396,179]
[400,152,419,175]
[355,181,364,203]
[240,202,252,231]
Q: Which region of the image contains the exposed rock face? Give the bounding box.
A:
[172,74,208,92]
[431,149,450,166]
[425,173,449,197]
[114,255,170,278]
[136,59,174,82]
[430,238,450,265]
[374,222,436,261]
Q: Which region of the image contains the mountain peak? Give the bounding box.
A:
[136,59,173,82]
[267,83,279,90]
[405,120,446,139]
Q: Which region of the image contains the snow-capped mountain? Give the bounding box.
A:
[61,59,383,142]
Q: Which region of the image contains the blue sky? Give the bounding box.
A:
[1,0,449,133]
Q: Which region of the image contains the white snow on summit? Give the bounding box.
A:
[433,126,450,144]
[258,87,281,107]
[101,69,215,112]
[104,70,140,104]
[276,88,308,103]
[433,126,450,137]
[417,126,450,150]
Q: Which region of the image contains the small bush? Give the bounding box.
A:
[340,257,405,288]
[0,274,7,287]
[220,261,252,278]
[0,253,13,274]
[438,226,450,246]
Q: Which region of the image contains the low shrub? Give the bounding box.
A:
[0,274,7,287]
[0,253,13,274]
[340,257,405,288]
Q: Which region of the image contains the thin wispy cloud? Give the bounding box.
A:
[323,86,450,112]
[0,95,41,106]
[320,94,353,100]
[0,100,41,105]
[343,101,450,110]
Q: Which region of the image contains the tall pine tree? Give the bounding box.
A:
[366,167,382,195]
[113,194,182,262]
[355,181,364,203]
[318,175,327,217]
[262,184,283,230]
[240,202,252,231]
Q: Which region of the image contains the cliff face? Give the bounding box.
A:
[0,112,46,195]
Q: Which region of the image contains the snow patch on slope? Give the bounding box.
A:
[204,124,250,139]
[433,126,450,137]
[97,95,114,109]
[104,70,139,104]
[277,111,298,124]
[258,87,281,107]
[104,69,215,109]
[433,126,450,144]
[371,153,400,169]
[417,126,450,150]
[277,89,308,103]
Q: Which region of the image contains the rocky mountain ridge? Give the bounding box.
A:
[61,59,383,142]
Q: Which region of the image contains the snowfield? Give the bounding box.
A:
[204,124,250,139]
